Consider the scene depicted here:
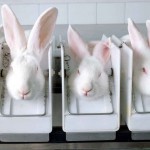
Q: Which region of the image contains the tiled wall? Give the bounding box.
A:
[0,1,150,25]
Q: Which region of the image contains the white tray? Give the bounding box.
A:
[133,90,150,113]
[61,35,120,132]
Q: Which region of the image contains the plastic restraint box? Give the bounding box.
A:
[0,36,54,142]
[112,35,150,140]
[60,35,121,141]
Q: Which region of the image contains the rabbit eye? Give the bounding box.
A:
[78,69,80,75]
[34,67,38,73]
[98,73,101,78]
[142,67,147,74]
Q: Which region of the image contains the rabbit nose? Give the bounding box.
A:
[82,88,93,96]
[19,90,30,96]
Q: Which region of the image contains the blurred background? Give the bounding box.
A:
[0,0,149,25]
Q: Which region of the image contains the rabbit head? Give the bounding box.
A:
[128,18,150,95]
[67,26,111,100]
[1,5,58,100]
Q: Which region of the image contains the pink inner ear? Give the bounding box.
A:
[128,18,148,52]
[102,43,110,63]
[39,12,56,49]
[27,7,58,62]
[129,28,141,47]
[93,40,110,65]
[68,26,89,60]
[146,20,150,46]
[5,10,14,47]
[142,67,147,74]
[1,5,27,59]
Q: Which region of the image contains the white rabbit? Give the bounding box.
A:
[125,18,150,96]
[1,5,58,100]
[67,26,111,100]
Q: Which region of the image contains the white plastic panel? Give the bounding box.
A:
[1,86,46,115]
[0,117,51,133]
[61,35,120,133]
[112,35,133,127]
[69,94,113,114]
[64,115,118,132]
[113,35,150,132]
[134,93,150,112]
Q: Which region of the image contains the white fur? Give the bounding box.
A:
[1,5,58,100]
[68,26,111,100]
[6,52,45,100]
[124,18,150,95]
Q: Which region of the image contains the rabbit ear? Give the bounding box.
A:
[146,20,150,46]
[128,18,148,53]
[27,7,58,62]
[1,5,27,59]
[68,25,90,60]
[93,38,111,65]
